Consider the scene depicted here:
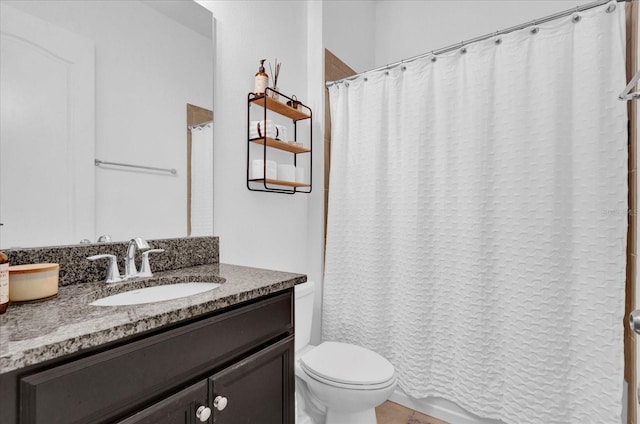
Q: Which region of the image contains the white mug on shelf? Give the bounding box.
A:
[274,125,287,142]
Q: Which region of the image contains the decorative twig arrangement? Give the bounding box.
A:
[269,59,281,90]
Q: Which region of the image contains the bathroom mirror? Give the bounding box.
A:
[0,0,213,248]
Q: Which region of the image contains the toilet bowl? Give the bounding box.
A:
[295,281,396,424]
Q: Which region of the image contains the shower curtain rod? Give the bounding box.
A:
[325,0,626,87]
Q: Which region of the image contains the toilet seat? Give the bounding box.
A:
[302,365,397,390]
[300,342,396,390]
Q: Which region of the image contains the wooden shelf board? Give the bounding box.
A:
[250,137,310,154]
[251,96,310,121]
[249,178,310,188]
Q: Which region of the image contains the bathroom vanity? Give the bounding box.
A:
[0,261,304,423]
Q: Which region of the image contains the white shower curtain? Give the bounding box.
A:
[324,3,628,423]
[190,123,213,236]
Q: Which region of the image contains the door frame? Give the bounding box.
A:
[186,103,213,237]
[0,4,95,247]
[626,2,638,423]
[323,49,357,258]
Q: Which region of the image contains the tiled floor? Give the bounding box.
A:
[375,401,449,424]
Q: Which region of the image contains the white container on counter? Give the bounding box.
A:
[9,263,59,302]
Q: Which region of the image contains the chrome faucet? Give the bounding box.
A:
[124,237,150,279]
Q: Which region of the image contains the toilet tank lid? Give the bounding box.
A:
[295,281,315,297]
[300,341,395,386]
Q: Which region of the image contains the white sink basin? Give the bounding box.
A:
[90,282,221,306]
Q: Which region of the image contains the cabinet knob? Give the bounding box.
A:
[196,405,211,422]
[213,395,228,411]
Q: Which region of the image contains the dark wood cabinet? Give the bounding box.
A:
[0,289,294,424]
[118,381,208,424]
[116,336,295,424]
[210,337,294,424]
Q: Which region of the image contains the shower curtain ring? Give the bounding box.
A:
[606,3,616,13]
[431,51,437,62]
[572,6,581,22]
[495,31,502,45]
[531,22,539,34]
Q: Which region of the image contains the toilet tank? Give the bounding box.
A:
[294,281,315,353]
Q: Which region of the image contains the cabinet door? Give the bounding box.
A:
[209,336,295,424]
[118,381,209,424]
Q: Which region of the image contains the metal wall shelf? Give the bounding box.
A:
[250,93,311,122]
[247,88,312,194]
[248,178,311,188]
[249,137,310,154]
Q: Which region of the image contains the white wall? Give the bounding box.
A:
[323,0,376,72]
[306,0,326,346]
[1,3,95,249]
[374,0,593,67]
[198,0,313,274]
[4,0,212,243]
[197,0,326,344]
[320,1,593,74]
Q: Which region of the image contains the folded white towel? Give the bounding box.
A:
[249,120,277,139]
[250,159,277,180]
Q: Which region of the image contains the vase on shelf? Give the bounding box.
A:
[270,87,279,101]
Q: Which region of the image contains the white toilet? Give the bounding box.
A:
[295,281,397,424]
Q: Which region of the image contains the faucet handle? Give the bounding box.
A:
[138,249,165,278]
[87,254,123,283]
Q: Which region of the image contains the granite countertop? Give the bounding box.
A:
[0,263,306,374]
